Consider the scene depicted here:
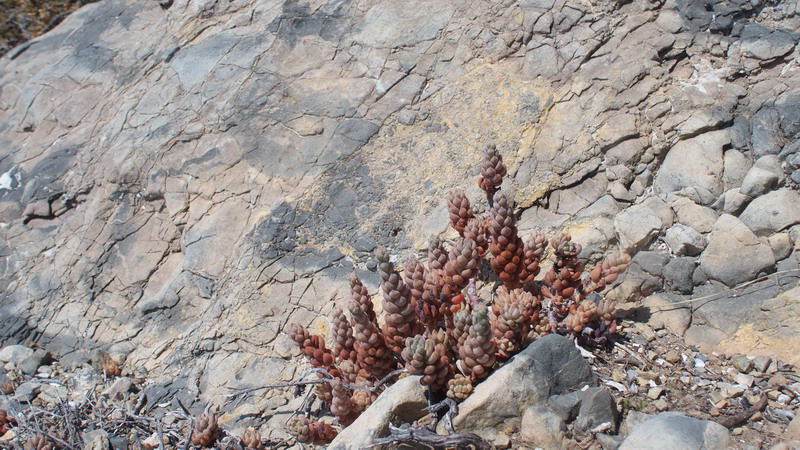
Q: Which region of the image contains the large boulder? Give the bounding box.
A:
[739,189,800,236]
[699,214,775,287]
[614,204,663,253]
[654,131,728,203]
[446,334,595,440]
[327,375,427,449]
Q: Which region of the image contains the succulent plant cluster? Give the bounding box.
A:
[285,145,630,444]
[0,409,16,436]
[191,412,219,447]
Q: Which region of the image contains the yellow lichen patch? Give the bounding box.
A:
[717,324,800,367]
[310,317,330,339]
[716,285,800,366]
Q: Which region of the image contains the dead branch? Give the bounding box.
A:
[366,424,492,449]
[424,398,459,434]
[225,368,407,400]
[717,395,768,428]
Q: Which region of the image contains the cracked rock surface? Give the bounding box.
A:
[2,0,800,427]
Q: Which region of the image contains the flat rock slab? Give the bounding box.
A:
[619,412,730,450]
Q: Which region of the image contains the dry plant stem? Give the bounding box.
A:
[224,368,407,399]
[425,398,459,434]
[158,421,167,449]
[650,269,800,310]
[367,424,492,450]
[184,417,194,450]
[613,342,650,368]
[718,395,768,428]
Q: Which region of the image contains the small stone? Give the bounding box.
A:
[654,398,669,411]
[710,407,720,417]
[768,390,781,400]
[739,166,778,197]
[656,329,668,337]
[14,381,42,402]
[19,350,53,376]
[710,391,725,403]
[101,377,133,401]
[744,392,762,405]
[637,371,659,382]
[731,355,754,373]
[597,433,626,450]
[665,224,706,256]
[694,358,706,368]
[718,383,745,399]
[520,406,566,448]
[751,411,763,421]
[39,384,69,404]
[768,233,793,261]
[734,373,754,388]
[777,394,790,405]
[767,361,779,374]
[548,391,582,423]
[739,189,800,236]
[634,323,657,341]
[0,345,34,365]
[492,434,511,447]
[575,387,619,433]
[83,430,111,450]
[619,412,730,449]
[787,414,800,440]
[665,351,681,363]
[731,427,743,436]
[752,356,772,373]
[768,374,788,385]
[647,387,664,400]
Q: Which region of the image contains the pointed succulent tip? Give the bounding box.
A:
[492,190,507,205]
[375,246,389,262]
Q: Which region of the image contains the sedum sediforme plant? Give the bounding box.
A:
[284,144,630,442]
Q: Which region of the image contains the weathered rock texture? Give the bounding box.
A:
[2,0,800,428]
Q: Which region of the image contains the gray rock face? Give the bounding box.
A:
[638,294,691,335]
[1,0,800,412]
[664,257,696,294]
[739,189,800,236]
[700,214,775,287]
[664,224,706,256]
[450,334,595,439]
[739,166,778,197]
[722,149,751,191]
[618,412,730,450]
[720,189,751,215]
[672,198,718,234]
[328,375,427,449]
[614,205,663,253]
[654,131,728,203]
